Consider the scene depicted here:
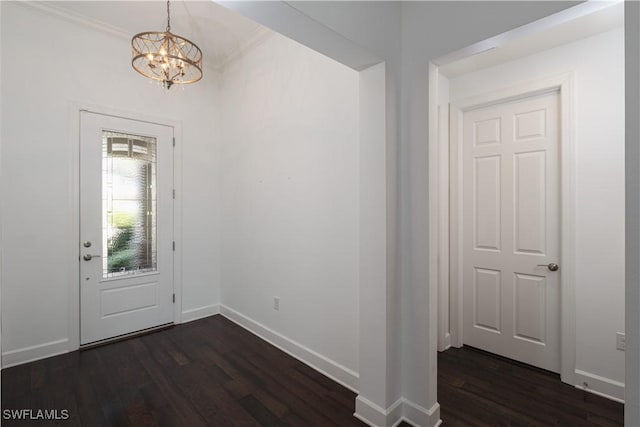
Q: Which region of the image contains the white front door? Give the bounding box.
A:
[80,112,174,345]
[462,90,560,372]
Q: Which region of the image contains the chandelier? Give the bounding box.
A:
[131,0,203,90]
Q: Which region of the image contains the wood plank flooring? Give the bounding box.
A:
[2,315,365,427]
[438,346,624,426]
[1,315,625,426]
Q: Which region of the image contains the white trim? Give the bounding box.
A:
[354,397,441,427]
[18,1,130,40]
[441,73,577,382]
[68,103,81,352]
[428,63,440,353]
[354,396,403,427]
[403,400,441,427]
[436,99,451,352]
[432,64,454,354]
[1,339,69,368]
[427,62,441,410]
[172,120,184,325]
[14,1,262,75]
[69,102,183,352]
[219,304,359,392]
[558,73,577,386]
[574,369,625,403]
[218,28,274,71]
[181,304,220,323]
[388,401,404,427]
[447,81,464,349]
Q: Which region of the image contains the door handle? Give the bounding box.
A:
[537,263,559,272]
[83,254,102,261]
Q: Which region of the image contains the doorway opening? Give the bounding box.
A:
[452,86,564,373]
[430,0,625,404]
[72,107,184,349]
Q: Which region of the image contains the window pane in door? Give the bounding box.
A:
[102,131,157,278]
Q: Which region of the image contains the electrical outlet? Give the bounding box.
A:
[616,332,626,351]
[273,297,280,311]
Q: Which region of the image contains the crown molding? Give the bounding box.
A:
[19,0,223,75]
[13,1,268,76]
[216,26,275,72]
[18,1,132,40]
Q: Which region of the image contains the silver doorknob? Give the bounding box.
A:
[537,263,559,271]
[83,254,101,261]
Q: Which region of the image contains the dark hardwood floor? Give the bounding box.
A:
[1,315,625,426]
[2,315,365,426]
[438,346,624,426]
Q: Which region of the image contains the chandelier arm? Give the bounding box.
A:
[131,0,203,90]
[169,69,183,81]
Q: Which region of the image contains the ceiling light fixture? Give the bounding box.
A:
[131,0,203,90]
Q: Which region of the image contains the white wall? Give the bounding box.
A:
[219,2,590,425]
[625,1,640,423]
[0,0,362,388]
[448,28,625,399]
[398,3,580,419]
[4,2,636,426]
[217,33,360,386]
[355,62,400,426]
[0,2,221,365]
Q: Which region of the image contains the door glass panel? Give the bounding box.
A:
[102,131,157,278]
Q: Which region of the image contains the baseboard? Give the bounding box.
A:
[1,305,220,368]
[574,369,625,403]
[1,307,219,368]
[181,304,220,323]
[2,339,69,368]
[438,332,451,352]
[355,395,403,427]
[219,304,359,392]
[355,396,441,427]
[402,400,441,427]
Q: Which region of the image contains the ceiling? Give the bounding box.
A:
[439,1,624,78]
[41,1,271,70]
[36,1,624,77]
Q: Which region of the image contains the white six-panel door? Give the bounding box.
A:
[462,90,561,372]
[80,112,174,345]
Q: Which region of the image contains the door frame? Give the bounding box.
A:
[432,73,576,385]
[68,103,183,351]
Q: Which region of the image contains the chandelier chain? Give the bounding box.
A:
[166,0,171,32]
